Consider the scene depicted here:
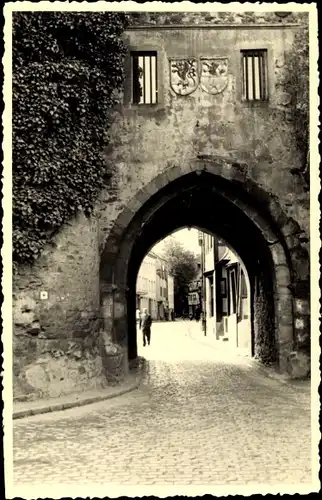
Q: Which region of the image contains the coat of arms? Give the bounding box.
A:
[170,59,198,96]
[199,58,229,95]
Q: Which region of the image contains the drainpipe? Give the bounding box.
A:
[201,233,207,336]
[213,236,218,336]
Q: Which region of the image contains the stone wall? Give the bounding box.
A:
[12,17,311,398]
[127,11,308,27]
[97,22,309,239]
[13,213,108,401]
[253,268,276,365]
[99,23,310,357]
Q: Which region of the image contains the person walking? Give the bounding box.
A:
[141,307,152,346]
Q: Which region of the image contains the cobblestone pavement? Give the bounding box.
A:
[12,321,314,493]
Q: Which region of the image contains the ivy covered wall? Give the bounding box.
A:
[12,12,129,401]
[13,12,128,266]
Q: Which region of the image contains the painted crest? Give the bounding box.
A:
[200,58,229,95]
[170,59,198,96]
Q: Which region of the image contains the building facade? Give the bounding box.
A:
[188,263,202,318]
[136,251,158,319]
[136,251,174,321]
[12,11,312,401]
[200,232,251,355]
[167,274,175,315]
[156,256,169,320]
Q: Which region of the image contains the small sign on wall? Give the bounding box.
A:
[40,291,48,300]
[102,296,113,317]
[114,302,124,319]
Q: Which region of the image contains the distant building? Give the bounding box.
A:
[167,274,175,314]
[156,255,169,320]
[136,252,158,319]
[136,251,174,320]
[188,263,202,318]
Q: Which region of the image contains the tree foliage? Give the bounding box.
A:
[13,12,128,263]
[162,240,199,313]
[283,21,309,186]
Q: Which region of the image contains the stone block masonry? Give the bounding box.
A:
[13,213,106,401]
[12,13,312,400]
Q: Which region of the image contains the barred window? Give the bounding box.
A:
[132,51,158,105]
[241,50,268,101]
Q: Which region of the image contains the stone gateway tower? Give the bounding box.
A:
[12,11,311,401]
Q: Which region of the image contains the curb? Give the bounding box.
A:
[13,368,144,420]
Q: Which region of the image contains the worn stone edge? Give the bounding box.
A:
[13,371,144,420]
[246,359,294,385]
[188,328,300,385]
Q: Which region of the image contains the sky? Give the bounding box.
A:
[152,227,201,257]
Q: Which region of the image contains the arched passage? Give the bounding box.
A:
[136,228,253,356]
[100,157,308,374]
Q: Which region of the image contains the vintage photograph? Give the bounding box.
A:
[3,2,319,497]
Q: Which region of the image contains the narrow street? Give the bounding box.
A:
[13,321,312,490]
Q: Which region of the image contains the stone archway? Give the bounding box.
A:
[100,156,310,375]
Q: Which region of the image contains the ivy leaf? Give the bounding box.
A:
[13,12,127,264]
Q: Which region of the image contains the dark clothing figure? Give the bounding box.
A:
[141,309,152,346]
[143,328,151,346]
[195,307,201,322]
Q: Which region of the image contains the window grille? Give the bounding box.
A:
[132,51,158,104]
[241,50,268,101]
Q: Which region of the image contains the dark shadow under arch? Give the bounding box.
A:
[125,172,278,364]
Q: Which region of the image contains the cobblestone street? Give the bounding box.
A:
[12,321,314,495]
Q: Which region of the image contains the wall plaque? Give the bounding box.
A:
[200,58,229,95]
[170,58,198,95]
[169,57,229,96]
